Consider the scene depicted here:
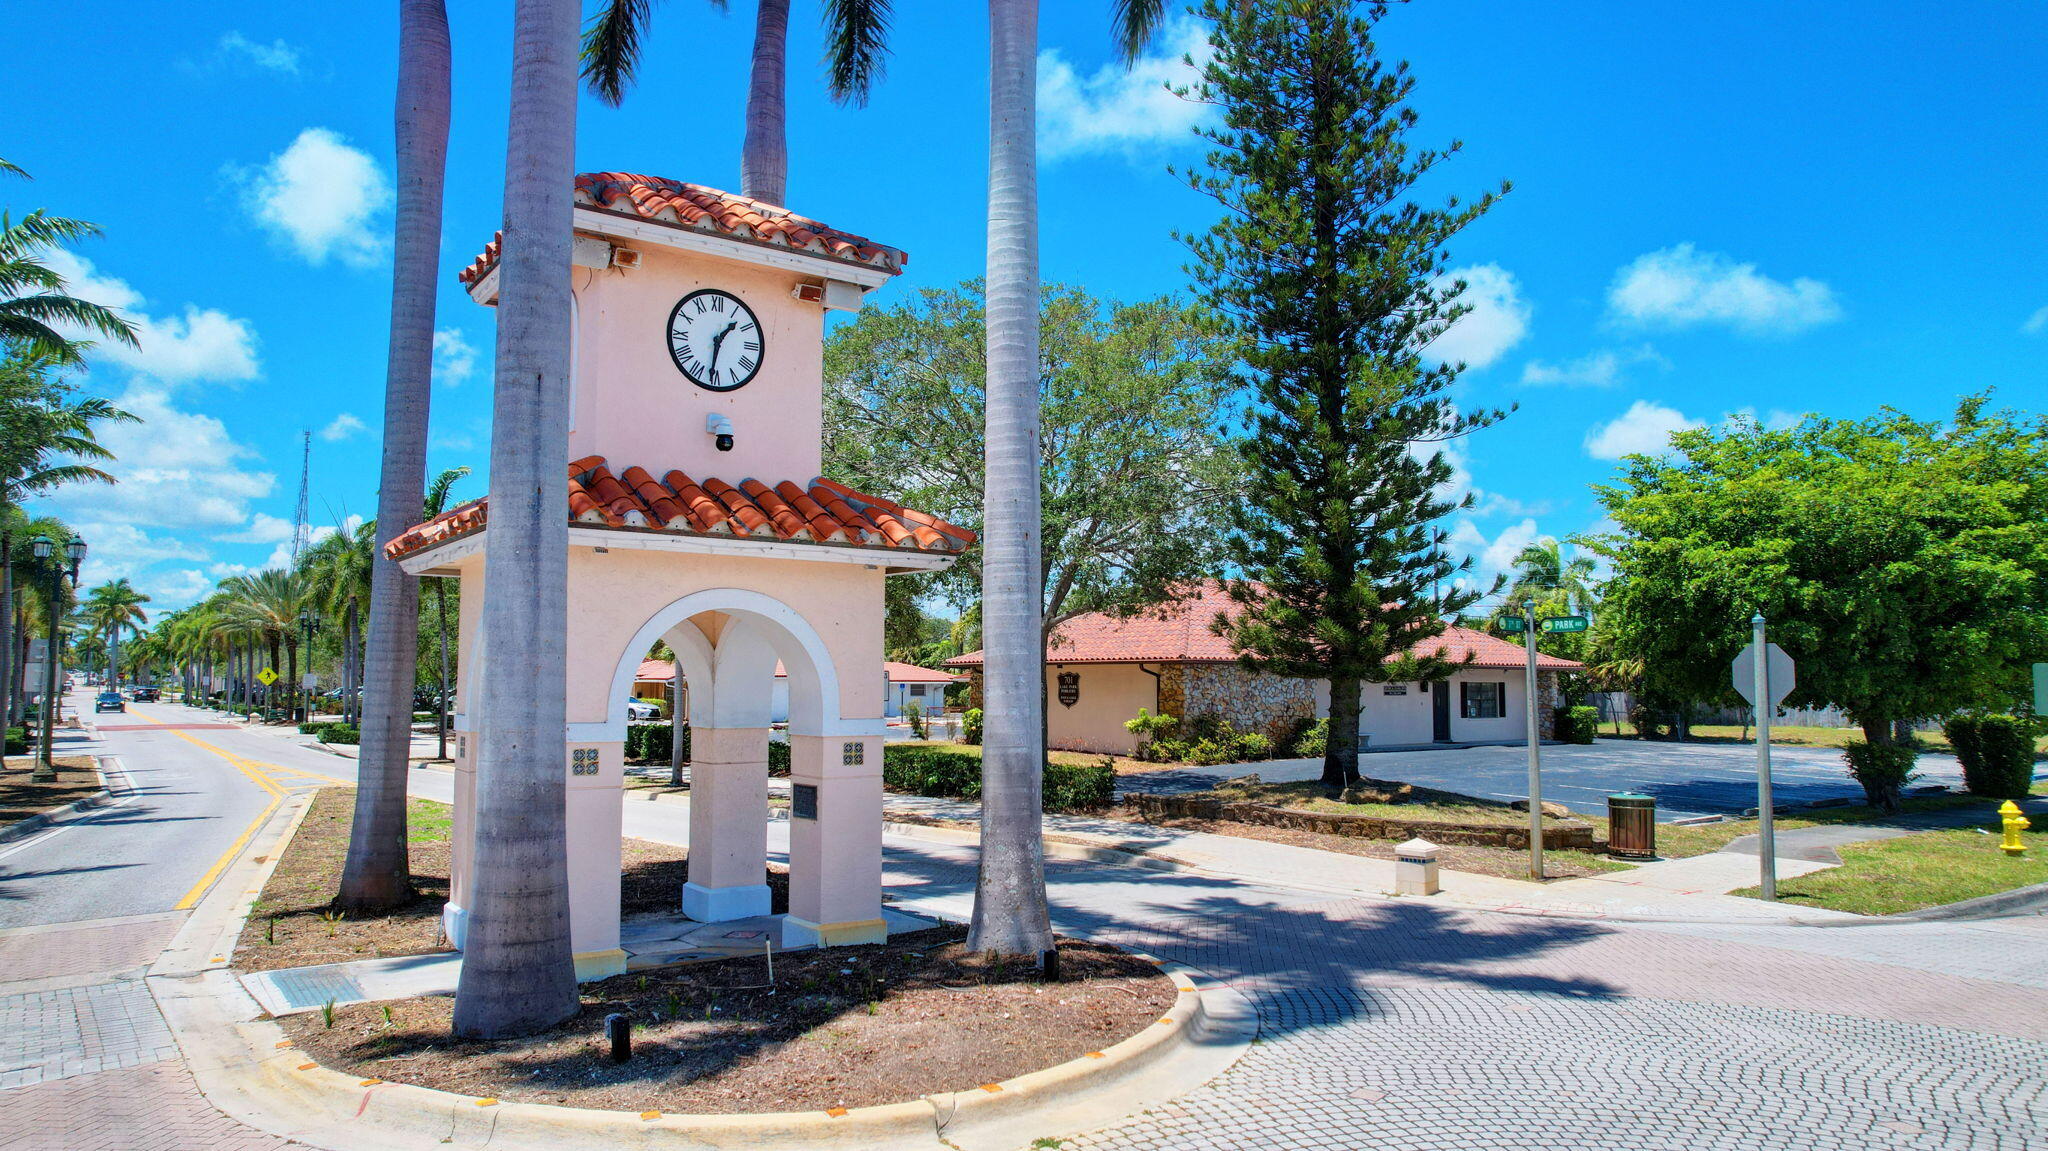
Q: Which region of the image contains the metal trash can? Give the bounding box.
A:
[1607,793,1657,860]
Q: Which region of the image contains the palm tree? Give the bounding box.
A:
[580,0,892,205]
[0,353,134,725]
[1506,537,1598,614]
[4,509,74,723]
[301,519,375,723]
[219,570,307,717]
[452,0,581,1039]
[78,579,148,690]
[339,0,453,915]
[423,466,470,761]
[968,0,1167,957]
[0,161,139,364]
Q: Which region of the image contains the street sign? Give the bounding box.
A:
[1498,616,1527,633]
[1731,642,1794,708]
[256,667,279,687]
[2035,663,2047,712]
[1540,616,1589,633]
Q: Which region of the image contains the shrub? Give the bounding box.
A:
[4,726,26,755]
[315,723,360,745]
[1843,738,1919,814]
[298,721,325,735]
[1134,713,1274,765]
[1043,758,1115,810]
[1558,705,1599,745]
[961,707,984,745]
[1289,717,1329,759]
[903,700,928,739]
[625,722,693,764]
[1628,704,1668,740]
[768,739,789,776]
[883,744,983,799]
[1948,714,2035,799]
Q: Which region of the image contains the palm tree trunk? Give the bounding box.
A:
[740,0,791,205]
[339,0,452,912]
[286,638,299,721]
[452,0,581,1039]
[967,0,1053,959]
[345,598,361,725]
[0,556,14,729]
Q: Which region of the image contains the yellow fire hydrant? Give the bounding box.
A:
[1999,801,2030,857]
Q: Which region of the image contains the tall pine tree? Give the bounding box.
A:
[1184,0,1507,788]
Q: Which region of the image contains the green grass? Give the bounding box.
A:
[1605,722,2048,757]
[1623,793,2002,859]
[890,739,1121,770]
[406,797,451,844]
[1730,824,2048,915]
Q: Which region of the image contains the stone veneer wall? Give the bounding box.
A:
[1180,663,1317,741]
[1536,669,1562,741]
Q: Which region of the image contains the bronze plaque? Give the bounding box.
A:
[1057,671,1080,708]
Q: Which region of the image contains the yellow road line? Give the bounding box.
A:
[172,795,280,910]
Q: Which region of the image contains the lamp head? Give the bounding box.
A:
[30,536,53,560]
[65,537,85,565]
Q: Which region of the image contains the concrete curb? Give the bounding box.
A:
[150,769,1256,1150]
[1873,880,2048,923]
[0,752,125,845]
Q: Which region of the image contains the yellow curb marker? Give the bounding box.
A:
[297,1063,316,1071]
[825,1107,848,1118]
[358,1078,383,1087]
[979,1083,1003,1093]
[640,1111,661,1121]
[476,1098,498,1107]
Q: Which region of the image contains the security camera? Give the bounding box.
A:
[707,413,735,452]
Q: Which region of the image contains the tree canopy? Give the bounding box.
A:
[823,280,1239,640]
[1593,396,2048,741]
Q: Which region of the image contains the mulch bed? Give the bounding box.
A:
[0,755,102,829]
[282,925,1174,1114]
[1100,805,1629,880]
[236,787,789,973]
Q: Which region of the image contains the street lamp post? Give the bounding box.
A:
[297,609,321,722]
[30,536,85,784]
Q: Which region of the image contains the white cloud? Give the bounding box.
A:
[39,250,260,384]
[1427,264,1531,370]
[1038,18,1212,161]
[144,569,221,609]
[433,328,478,386]
[1521,345,1668,388]
[235,128,391,268]
[215,512,296,544]
[1606,243,1841,335]
[319,412,368,441]
[218,31,302,76]
[1448,517,1542,588]
[2022,305,2048,335]
[40,384,275,531]
[1584,400,1706,460]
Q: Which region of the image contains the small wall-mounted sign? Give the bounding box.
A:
[570,747,601,776]
[793,783,818,820]
[1057,671,1080,708]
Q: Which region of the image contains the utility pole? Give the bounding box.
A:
[291,430,312,566]
[1524,598,1544,880]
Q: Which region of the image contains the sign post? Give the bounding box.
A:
[1732,620,1796,901]
[2034,663,2047,713]
[1523,600,1543,880]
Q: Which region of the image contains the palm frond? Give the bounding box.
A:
[0,293,139,346]
[0,157,28,180]
[822,0,893,106]
[580,0,659,106]
[1110,0,1167,64]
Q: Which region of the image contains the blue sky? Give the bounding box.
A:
[7,1,2046,613]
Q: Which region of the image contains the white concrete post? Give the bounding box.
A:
[1395,837,1441,896]
[564,740,626,980]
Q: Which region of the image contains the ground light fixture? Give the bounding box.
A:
[30,535,84,783]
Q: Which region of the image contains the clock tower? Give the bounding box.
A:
[396,173,968,978]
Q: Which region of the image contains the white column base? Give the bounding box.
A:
[681,881,771,923]
[441,903,469,950]
[781,914,888,950]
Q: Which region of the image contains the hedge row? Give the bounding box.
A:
[1943,714,2038,799]
[309,722,359,745]
[880,744,1113,812]
[623,723,790,775]
[1555,705,1599,745]
[4,726,26,756]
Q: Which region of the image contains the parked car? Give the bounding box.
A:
[626,698,663,722]
[94,691,125,713]
[128,685,160,702]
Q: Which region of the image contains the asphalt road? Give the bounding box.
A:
[0,691,351,930]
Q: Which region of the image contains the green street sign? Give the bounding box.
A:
[1498,617,1527,633]
[1540,616,1590,633]
[2034,663,2047,712]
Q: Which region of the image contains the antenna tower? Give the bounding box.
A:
[291,429,312,564]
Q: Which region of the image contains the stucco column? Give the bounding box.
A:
[783,733,884,948]
[565,740,626,979]
[681,725,771,921]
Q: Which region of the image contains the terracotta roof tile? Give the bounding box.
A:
[943,582,1582,671]
[457,173,907,287]
[384,457,974,562]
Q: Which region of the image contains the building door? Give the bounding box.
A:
[1432,679,1453,742]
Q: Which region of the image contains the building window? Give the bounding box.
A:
[1461,681,1506,719]
[909,684,926,697]
[1382,683,1408,696]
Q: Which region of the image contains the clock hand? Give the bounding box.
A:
[707,320,740,382]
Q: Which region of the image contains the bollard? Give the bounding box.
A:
[1395,838,1440,896]
[604,1013,632,1063]
[1999,801,2030,857]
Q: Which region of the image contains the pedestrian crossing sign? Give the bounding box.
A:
[257,667,279,686]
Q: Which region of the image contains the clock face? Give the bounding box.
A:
[667,289,764,392]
